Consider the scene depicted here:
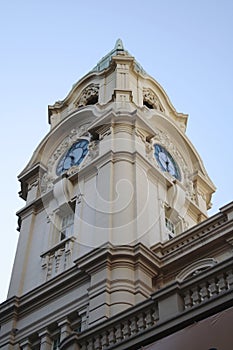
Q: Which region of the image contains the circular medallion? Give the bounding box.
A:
[56,139,89,176]
[154,144,181,181]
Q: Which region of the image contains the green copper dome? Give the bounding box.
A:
[91,39,147,75]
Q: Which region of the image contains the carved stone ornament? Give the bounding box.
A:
[40,124,99,193]
[75,84,99,108]
[27,179,39,190]
[76,193,83,204]
[143,88,164,112]
[40,173,55,194]
[135,127,147,143]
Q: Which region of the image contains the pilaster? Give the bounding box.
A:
[58,318,72,343]
[20,339,32,350]
[38,330,53,350]
[75,243,159,326]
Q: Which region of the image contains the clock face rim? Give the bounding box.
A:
[56,139,89,176]
[154,144,181,181]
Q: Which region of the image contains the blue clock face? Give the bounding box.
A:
[154,144,181,181]
[56,139,89,176]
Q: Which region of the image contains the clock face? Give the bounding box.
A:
[56,139,89,176]
[154,144,181,181]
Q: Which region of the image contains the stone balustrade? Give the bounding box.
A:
[80,305,159,350]
[60,257,233,350]
[182,265,233,309]
[41,237,75,280]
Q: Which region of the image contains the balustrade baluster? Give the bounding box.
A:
[46,255,52,279]
[217,273,227,292]
[80,342,87,350]
[183,290,193,308]
[130,316,138,335]
[200,282,210,301]
[122,320,130,339]
[115,324,123,343]
[191,286,201,305]
[208,278,219,296]
[226,269,233,289]
[145,308,154,327]
[94,335,101,350]
[152,307,159,323]
[51,252,57,276]
[108,327,116,346]
[87,338,94,350]
[137,312,146,332]
[55,250,59,273]
[101,331,109,349]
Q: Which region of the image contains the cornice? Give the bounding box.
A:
[2,265,88,321]
[151,207,232,268]
[18,162,47,201]
[74,242,161,275]
[16,190,53,218]
[0,296,20,321]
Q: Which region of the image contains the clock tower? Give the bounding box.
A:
[1,40,219,350]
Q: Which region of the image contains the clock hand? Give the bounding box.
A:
[70,155,75,166]
[164,153,170,172]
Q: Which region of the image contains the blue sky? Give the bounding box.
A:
[0,0,233,302]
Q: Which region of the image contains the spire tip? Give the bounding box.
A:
[114,38,124,51]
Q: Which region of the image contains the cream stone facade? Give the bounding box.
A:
[1,40,232,350]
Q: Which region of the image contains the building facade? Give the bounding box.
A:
[1,40,233,350]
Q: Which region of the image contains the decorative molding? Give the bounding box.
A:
[75,84,99,108]
[176,258,218,282]
[113,123,134,135]
[143,88,164,112]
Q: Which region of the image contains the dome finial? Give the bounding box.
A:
[114,38,124,51]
